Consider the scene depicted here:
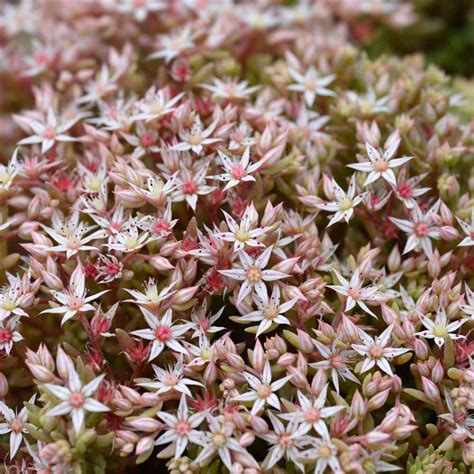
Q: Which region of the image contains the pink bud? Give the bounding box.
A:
[26,362,55,383]
[56,347,74,381]
[249,415,269,433]
[251,339,265,373]
[368,388,391,411]
[127,418,160,432]
[273,258,299,275]
[135,436,154,455]
[149,255,174,271]
[277,353,295,367]
[310,369,327,397]
[414,339,429,360]
[432,360,444,383]
[0,372,8,398]
[421,376,440,401]
[351,392,367,422]
[296,329,313,353]
[364,430,391,445]
[287,366,308,389]
[172,286,198,305]
[239,432,255,447]
[439,225,459,241]
[120,385,143,405]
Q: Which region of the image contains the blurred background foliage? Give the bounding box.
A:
[359,0,474,77]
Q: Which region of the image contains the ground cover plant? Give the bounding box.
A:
[0,1,473,473]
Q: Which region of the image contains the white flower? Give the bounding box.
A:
[130,308,190,361]
[352,324,410,376]
[192,417,251,471]
[45,371,109,434]
[201,77,260,101]
[456,208,474,247]
[173,118,221,155]
[0,394,35,459]
[132,88,184,122]
[15,108,78,153]
[328,269,386,318]
[279,384,344,437]
[172,166,215,211]
[41,263,109,326]
[299,436,343,474]
[259,411,308,472]
[348,130,412,186]
[393,171,430,209]
[117,0,166,22]
[219,246,289,305]
[416,306,466,348]
[316,175,365,226]
[238,285,297,337]
[461,284,474,319]
[148,26,198,63]
[346,88,391,114]
[209,147,268,191]
[155,394,206,458]
[215,203,270,252]
[41,211,103,259]
[124,279,176,309]
[0,149,20,193]
[390,201,440,258]
[288,66,336,107]
[106,218,157,253]
[0,316,23,354]
[232,360,291,415]
[137,357,203,396]
[310,340,359,394]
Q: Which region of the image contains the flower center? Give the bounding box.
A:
[234,229,250,242]
[69,391,85,408]
[0,328,12,344]
[175,420,190,436]
[338,198,353,211]
[414,222,429,237]
[231,164,246,179]
[433,324,447,338]
[347,287,360,300]
[68,296,83,311]
[368,345,384,359]
[373,158,389,172]
[9,418,24,433]
[397,183,412,198]
[329,354,343,369]
[212,432,227,447]
[154,326,172,342]
[245,267,262,284]
[264,303,279,321]
[188,132,203,146]
[256,383,272,399]
[280,433,292,448]
[318,443,333,459]
[140,133,154,148]
[182,180,197,195]
[2,298,16,312]
[305,407,321,423]
[43,126,57,140]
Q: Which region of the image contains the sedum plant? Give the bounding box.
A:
[0,1,473,473]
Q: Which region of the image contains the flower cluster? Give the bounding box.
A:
[0,1,473,473]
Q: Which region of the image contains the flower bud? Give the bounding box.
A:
[127,418,160,432]
[135,436,154,455]
[368,388,390,411]
[421,376,440,402]
[0,372,8,398]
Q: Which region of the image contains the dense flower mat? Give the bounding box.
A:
[0,1,473,473]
